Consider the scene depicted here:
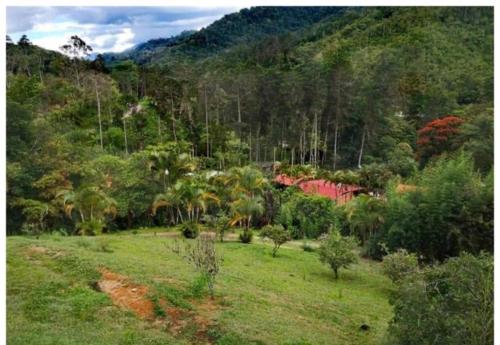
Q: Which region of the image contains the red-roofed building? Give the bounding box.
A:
[274,174,363,205]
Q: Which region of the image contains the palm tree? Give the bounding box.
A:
[58,186,116,234]
[153,178,219,224]
[344,194,385,245]
[229,194,264,232]
[228,166,268,198]
[147,144,197,192]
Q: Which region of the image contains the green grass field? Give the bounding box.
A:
[7,230,393,345]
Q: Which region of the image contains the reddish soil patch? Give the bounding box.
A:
[192,298,220,342]
[97,268,220,344]
[97,269,155,320]
[27,246,48,254]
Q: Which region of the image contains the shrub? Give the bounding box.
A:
[363,232,387,260]
[180,220,200,239]
[381,152,493,262]
[239,229,253,244]
[277,193,336,239]
[260,224,291,257]
[215,213,231,243]
[301,241,315,252]
[318,229,358,279]
[94,238,113,253]
[381,249,418,284]
[389,252,493,345]
[76,219,104,236]
[168,233,223,297]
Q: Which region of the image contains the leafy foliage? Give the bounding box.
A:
[260,224,291,257]
[389,252,493,345]
[381,249,418,284]
[318,230,358,279]
[278,192,336,239]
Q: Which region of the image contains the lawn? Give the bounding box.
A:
[7,230,393,345]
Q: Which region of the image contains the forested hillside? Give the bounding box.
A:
[7,6,493,235]
[6,6,494,345]
[107,7,493,168]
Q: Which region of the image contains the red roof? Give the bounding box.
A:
[274,174,362,203]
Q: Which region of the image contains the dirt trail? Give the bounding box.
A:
[97,268,219,344]
[97,269,155,319]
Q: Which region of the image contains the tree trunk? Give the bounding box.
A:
[204,85,209,157]
[249,129,252,162]
[94,77,103,150]
[75,63,81,88]
[171,94,177,143]
[158,114,162,144]
[333,121,339,171]
[123,118,129,155]
[358,126,367,169]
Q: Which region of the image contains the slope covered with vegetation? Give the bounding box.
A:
[8,233,392,345]
[6,6,494,345]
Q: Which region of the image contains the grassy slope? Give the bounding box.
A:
[7,231,393,345]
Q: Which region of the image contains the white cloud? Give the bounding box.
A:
[7,6,238,53]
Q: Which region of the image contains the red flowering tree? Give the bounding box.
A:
[416,116,464,165]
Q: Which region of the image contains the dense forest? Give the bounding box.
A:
[6,6,494,345]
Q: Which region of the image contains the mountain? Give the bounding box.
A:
[103,6,347,65]
[104,30,196,64]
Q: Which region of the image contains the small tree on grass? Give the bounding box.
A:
[381,249,418,284]
[260,224,291,257]
[168,233,222,297]
[318,230,358,279]
[215,212,231,243]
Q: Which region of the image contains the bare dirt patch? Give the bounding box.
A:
[97,269,155,320]
[97,268,221,344]
[26,246,48,255]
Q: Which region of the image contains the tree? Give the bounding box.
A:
[416,115,464,166]
[318,229,358,279]
[229,194,264,242]
[381,249,418,284]
[277,192,336,239]
[458,108,493,173]
[17,35,31,47]
[381,152,493,261]
[389,252,493,345]
[60,35,93,87]
[260,224,291,257]
[344,194,385,245]
[215,212,231,242]
[12,198,53,236]
[153,177,219,224]
[58,185,117,235]
[228,166,268,197]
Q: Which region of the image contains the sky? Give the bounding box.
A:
[6,7,240,53]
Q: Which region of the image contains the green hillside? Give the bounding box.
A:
[6,6,493,345]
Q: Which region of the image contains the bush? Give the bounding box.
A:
[239,229,253,244]
[363,232,387,260]
[389,252,493,345]
[301,241,315,252]
[168,233,222,297]
[381,249,418,284]
[215,213,231,243]
[180,221,200,239]
[260,224,291,257]
[277,193,337,239]
[94,238,113,253]
[381,153,493,262]
[318,229,358,279]
[76,219,104,236]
